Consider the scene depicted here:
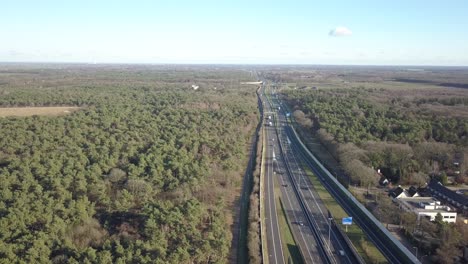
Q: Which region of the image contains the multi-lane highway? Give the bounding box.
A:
[262,79,420,264]
[261,82,360,264]
[264,94,324,264]
[287,124,420,264]
[264,120,286,264]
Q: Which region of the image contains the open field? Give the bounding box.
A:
[0,106,80,117]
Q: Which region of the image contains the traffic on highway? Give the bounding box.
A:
[260,82,358,264]
[259,79,419,264]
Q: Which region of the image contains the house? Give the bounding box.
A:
[389,187,407,199]
[389,186,421,200]
[397,197,457,223]
[416,186,431,197]
[407,186,420,197]
[386,185,458,223]
[427,180,468,215]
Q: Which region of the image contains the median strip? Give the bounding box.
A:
[274,180,304,264]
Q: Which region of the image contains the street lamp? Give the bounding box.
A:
[298,168,303,188]
[413,246,418,259]
[328,217,333,251]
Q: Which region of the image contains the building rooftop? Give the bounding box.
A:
[428,180,468,207]
[399,197,456,214]
[389,187,404,198]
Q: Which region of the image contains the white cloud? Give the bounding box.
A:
[329,26,352,37]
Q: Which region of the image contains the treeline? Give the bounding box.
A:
[247,125,263,264]
[286,89,467,145]
[283,88,468,185]
[0,68,258,263]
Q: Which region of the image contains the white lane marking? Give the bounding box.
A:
[283,125,353,263]
[275,150,317,264]
[267,130,278,264]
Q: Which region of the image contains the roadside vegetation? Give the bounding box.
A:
[246,108,263,264]
[284,87,467,186]
[0,65,258,263]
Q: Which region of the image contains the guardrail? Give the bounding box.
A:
[260,125,267,264]
[287,125,420,264]
[330,215,366,264]
[257,87,267,264]
[262,93,334,263]
[273,98,363,263]
[274,117,334,264]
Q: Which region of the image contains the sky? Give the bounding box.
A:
[1,0,468,65]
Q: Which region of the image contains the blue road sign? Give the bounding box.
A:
[342,217,353,225]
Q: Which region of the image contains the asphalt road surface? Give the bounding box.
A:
[264,119,286,264]
[263,83,362,264]
[263,84,333,264]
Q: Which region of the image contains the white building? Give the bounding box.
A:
[397,197,457,223]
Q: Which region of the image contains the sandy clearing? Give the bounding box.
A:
[0,106,81,117]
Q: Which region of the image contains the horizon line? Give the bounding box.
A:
[1,61,468,68]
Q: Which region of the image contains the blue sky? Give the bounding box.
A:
[1,0,468,65]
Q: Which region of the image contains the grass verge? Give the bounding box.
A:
[302,166,387,263]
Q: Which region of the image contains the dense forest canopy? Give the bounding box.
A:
[286,88,467,145]
[0,65,258,263]
[275,67,468,185]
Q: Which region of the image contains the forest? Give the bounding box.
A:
[0,65,258,263]
[282,79,468,186]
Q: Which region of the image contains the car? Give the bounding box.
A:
[339,250,345,256]
[282,184,288,187]
[298,221,304,226]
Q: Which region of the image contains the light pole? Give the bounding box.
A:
[328,217,333,251]
[298,168,303,188]
[413,246,418,259]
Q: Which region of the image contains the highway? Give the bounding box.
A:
[264,108,324,264]
[269,85,362,263]
[264,120,286,264]
[266,81,420,264]
[277,125,358,264]
[262,83,359,264]
[287,124,420,264]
